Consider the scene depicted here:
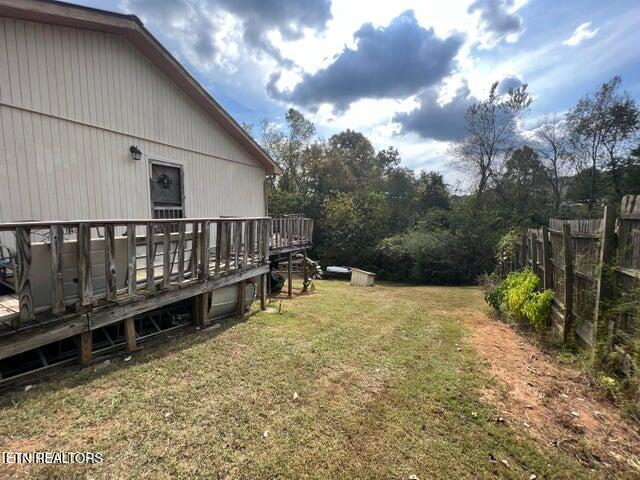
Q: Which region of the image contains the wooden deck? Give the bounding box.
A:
[0,216,312,363]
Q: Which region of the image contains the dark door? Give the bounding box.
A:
[150,163,184,219]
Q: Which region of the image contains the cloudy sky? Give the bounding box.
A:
[75,0,640,180]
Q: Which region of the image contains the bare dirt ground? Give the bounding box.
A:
[469,310,640,477]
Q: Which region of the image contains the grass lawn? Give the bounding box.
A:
[0,280,622,479]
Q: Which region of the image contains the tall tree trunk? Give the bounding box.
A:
[588,158,597,213]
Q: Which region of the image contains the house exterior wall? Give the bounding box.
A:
[0,17,266,222]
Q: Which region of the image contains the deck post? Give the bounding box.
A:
[192,292,208,328]
[199,221,210,280]
[146,223,155,292]
[562,222,575,345]
[77,223,93,308]
[124,316,137,352]
[177,221,185,282]
[288,252,293,298]
[79,331,92,364]
[190,222,199,279]
[50,225,65,314]
[262,219,270,261]
[234,221,242,268]
[127,223,137,295]
[162,223,171,288]
[215,221,222,274]
[105,224,117,300]
[15,226,34,325]
[238,280,246,317]
[302,249,310,293]
[260,273,267,310]
[593,204,617,361]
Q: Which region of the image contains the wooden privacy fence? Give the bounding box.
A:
[499,195,640,363]
[0,216,313,328]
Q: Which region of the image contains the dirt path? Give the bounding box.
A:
[468,310,640,478]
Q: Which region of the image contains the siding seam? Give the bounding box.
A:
[0,100,268,172]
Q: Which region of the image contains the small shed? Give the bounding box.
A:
[350,268,376,286]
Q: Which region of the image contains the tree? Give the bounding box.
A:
[602,95,639,199]
[261,108,315,192]
[499,146,553,225]
[566,76,639,210]
[385,167,417,232]
[534,114,573,212]
[449,81,532,197]
[415,171,450,214]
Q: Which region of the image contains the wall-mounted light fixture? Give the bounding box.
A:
[129,145,142,161]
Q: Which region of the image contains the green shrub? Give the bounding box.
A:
[484,268,554,331]
[522,289,554,330]
[505,270,539,320]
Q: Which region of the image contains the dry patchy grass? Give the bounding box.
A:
[0,280,636,479]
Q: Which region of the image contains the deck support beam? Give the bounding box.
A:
[124,316,137,352]
[302,249,309,293]
[192,292,208,328]
[260,273,267,310]
[79,331,92,364]
[238,280,246,317]
[287,252,293,298]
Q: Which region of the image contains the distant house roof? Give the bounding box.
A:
[0,0,283,175]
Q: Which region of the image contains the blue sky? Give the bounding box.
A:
[73,0,640,182]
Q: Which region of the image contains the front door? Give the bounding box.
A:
[150,162,184,219]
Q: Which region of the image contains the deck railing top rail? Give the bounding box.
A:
[0,216,271,230]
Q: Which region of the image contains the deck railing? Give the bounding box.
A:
[0,216,313,327]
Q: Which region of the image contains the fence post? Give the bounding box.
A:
[541,226,552,291]
[592,204,617,361]
[562,222,575,345]
[530,230,538,277]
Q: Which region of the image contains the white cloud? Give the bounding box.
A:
[563,22,599,47]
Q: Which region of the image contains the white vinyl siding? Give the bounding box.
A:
[0,17,266,222]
